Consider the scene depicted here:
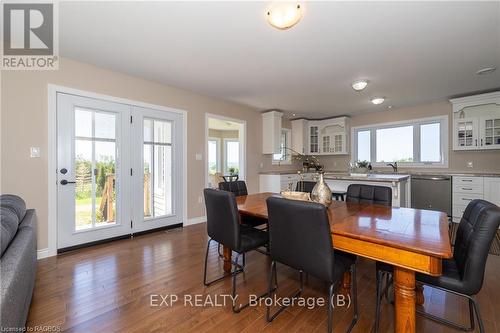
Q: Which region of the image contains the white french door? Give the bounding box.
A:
[130,106,184,232]
[56,93,184,250]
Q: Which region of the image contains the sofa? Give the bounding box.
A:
[0,195,37,330]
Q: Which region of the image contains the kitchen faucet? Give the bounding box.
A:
[387,162,398,172]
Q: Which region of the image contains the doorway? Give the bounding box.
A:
[55,91,185,250]
[205,114,246,188]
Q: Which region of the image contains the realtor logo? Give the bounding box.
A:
[2,2,59,70]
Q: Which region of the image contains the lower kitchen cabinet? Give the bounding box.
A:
[452,175,500,223]
[259,173,317,193]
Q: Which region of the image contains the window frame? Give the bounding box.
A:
[272,128,292,165]
[351,115,449,168]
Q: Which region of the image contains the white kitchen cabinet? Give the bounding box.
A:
[291,119,308,154]
[452,176,484,223]
[262,111,283,154]
[484,177,500,207]
[479,116,500,148]
[451,91,500,151]
[453,118,479,150]
[309,117,349,155]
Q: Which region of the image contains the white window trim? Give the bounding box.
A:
[272,128,292,165]
[223,138,240,174]
[351,115,449,168]
[207,137,221,173]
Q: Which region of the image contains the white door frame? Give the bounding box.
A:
[47,84,187,258]
[204,113,247,188]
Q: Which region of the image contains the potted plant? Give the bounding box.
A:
[351,160,370,176]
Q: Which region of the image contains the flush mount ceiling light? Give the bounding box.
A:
[351,80,368,91]
[476,67,496,75]
[371,97,385,105]
[267,3,302,30]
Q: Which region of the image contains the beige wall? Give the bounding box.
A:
[316,101,500,173]
[1,57,265,250]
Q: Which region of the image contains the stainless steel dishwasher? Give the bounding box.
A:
[411,175,452,216]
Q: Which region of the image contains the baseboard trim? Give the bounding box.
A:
[184,216,206,226]
[37,248,53,260]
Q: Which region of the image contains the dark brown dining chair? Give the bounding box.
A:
[203,188,269,313]
[266,197,358,332]
[345,184,393,332]
[374,199,500,333]
[218,180,267,228]
[295,180,316,193]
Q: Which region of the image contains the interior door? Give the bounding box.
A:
[57,93,131,249]
[131,106,184,232]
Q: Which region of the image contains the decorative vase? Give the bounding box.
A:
[311,172,332,207]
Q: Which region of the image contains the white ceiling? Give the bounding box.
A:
[208,117,241,131]
[60,1,500,118]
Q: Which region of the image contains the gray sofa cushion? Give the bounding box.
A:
[0,195,26,221]
[1,209,37,330]
[1,207,19,256]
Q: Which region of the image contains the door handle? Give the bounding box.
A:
[60,180,76,185]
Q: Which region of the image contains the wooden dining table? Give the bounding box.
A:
[222,192,452,333]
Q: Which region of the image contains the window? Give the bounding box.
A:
[224,139,240,174]
[352,116,448,167]
[207,138,220,175]
[273,129,292,164]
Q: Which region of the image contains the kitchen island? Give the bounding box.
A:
[324,173,410,207]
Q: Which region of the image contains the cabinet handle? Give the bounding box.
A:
[462,180,473,182]
[462,198,473,201]
[481,139,483,146]
[462,188,473,190]
[475,139,478,146]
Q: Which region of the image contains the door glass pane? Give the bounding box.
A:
[75,109,92,138]
[95,112,116,139]
[95,141,116,226]
[143,144,153,218]
[74,110,117,231]
[357,130,371,161]
[75,140,93,230]
[144,118,173,218]
[420,123,441,162]
[154,120,172,144]
[376,126,413,162]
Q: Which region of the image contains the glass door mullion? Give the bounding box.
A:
[91,111,96,229]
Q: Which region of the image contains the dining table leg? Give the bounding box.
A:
[340,271,351,297]
[223,245,232,273]
[416,283,425,306]
[394,267,416,333]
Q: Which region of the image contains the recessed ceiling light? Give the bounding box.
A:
[371,97,385,105]
[292,113,296,117]
[476,67,496,75]
[388,105,393,109]
[267,3,302,30]
[351,80,368,91]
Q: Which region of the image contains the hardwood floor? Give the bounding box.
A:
[28,223,500,332]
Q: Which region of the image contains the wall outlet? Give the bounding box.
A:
[195,153,202,161]
[467,161,474,168]
[198,196,203,204]
[260,162,263,168]
[30,147,40,158]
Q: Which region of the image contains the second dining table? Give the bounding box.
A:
[221,192,452,333]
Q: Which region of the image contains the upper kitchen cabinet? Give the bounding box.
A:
[291,116,349,155]
[262,110,283,154]
[451,91,500,151]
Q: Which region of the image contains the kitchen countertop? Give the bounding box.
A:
[324,173,410,182]
[259,170,500,178]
